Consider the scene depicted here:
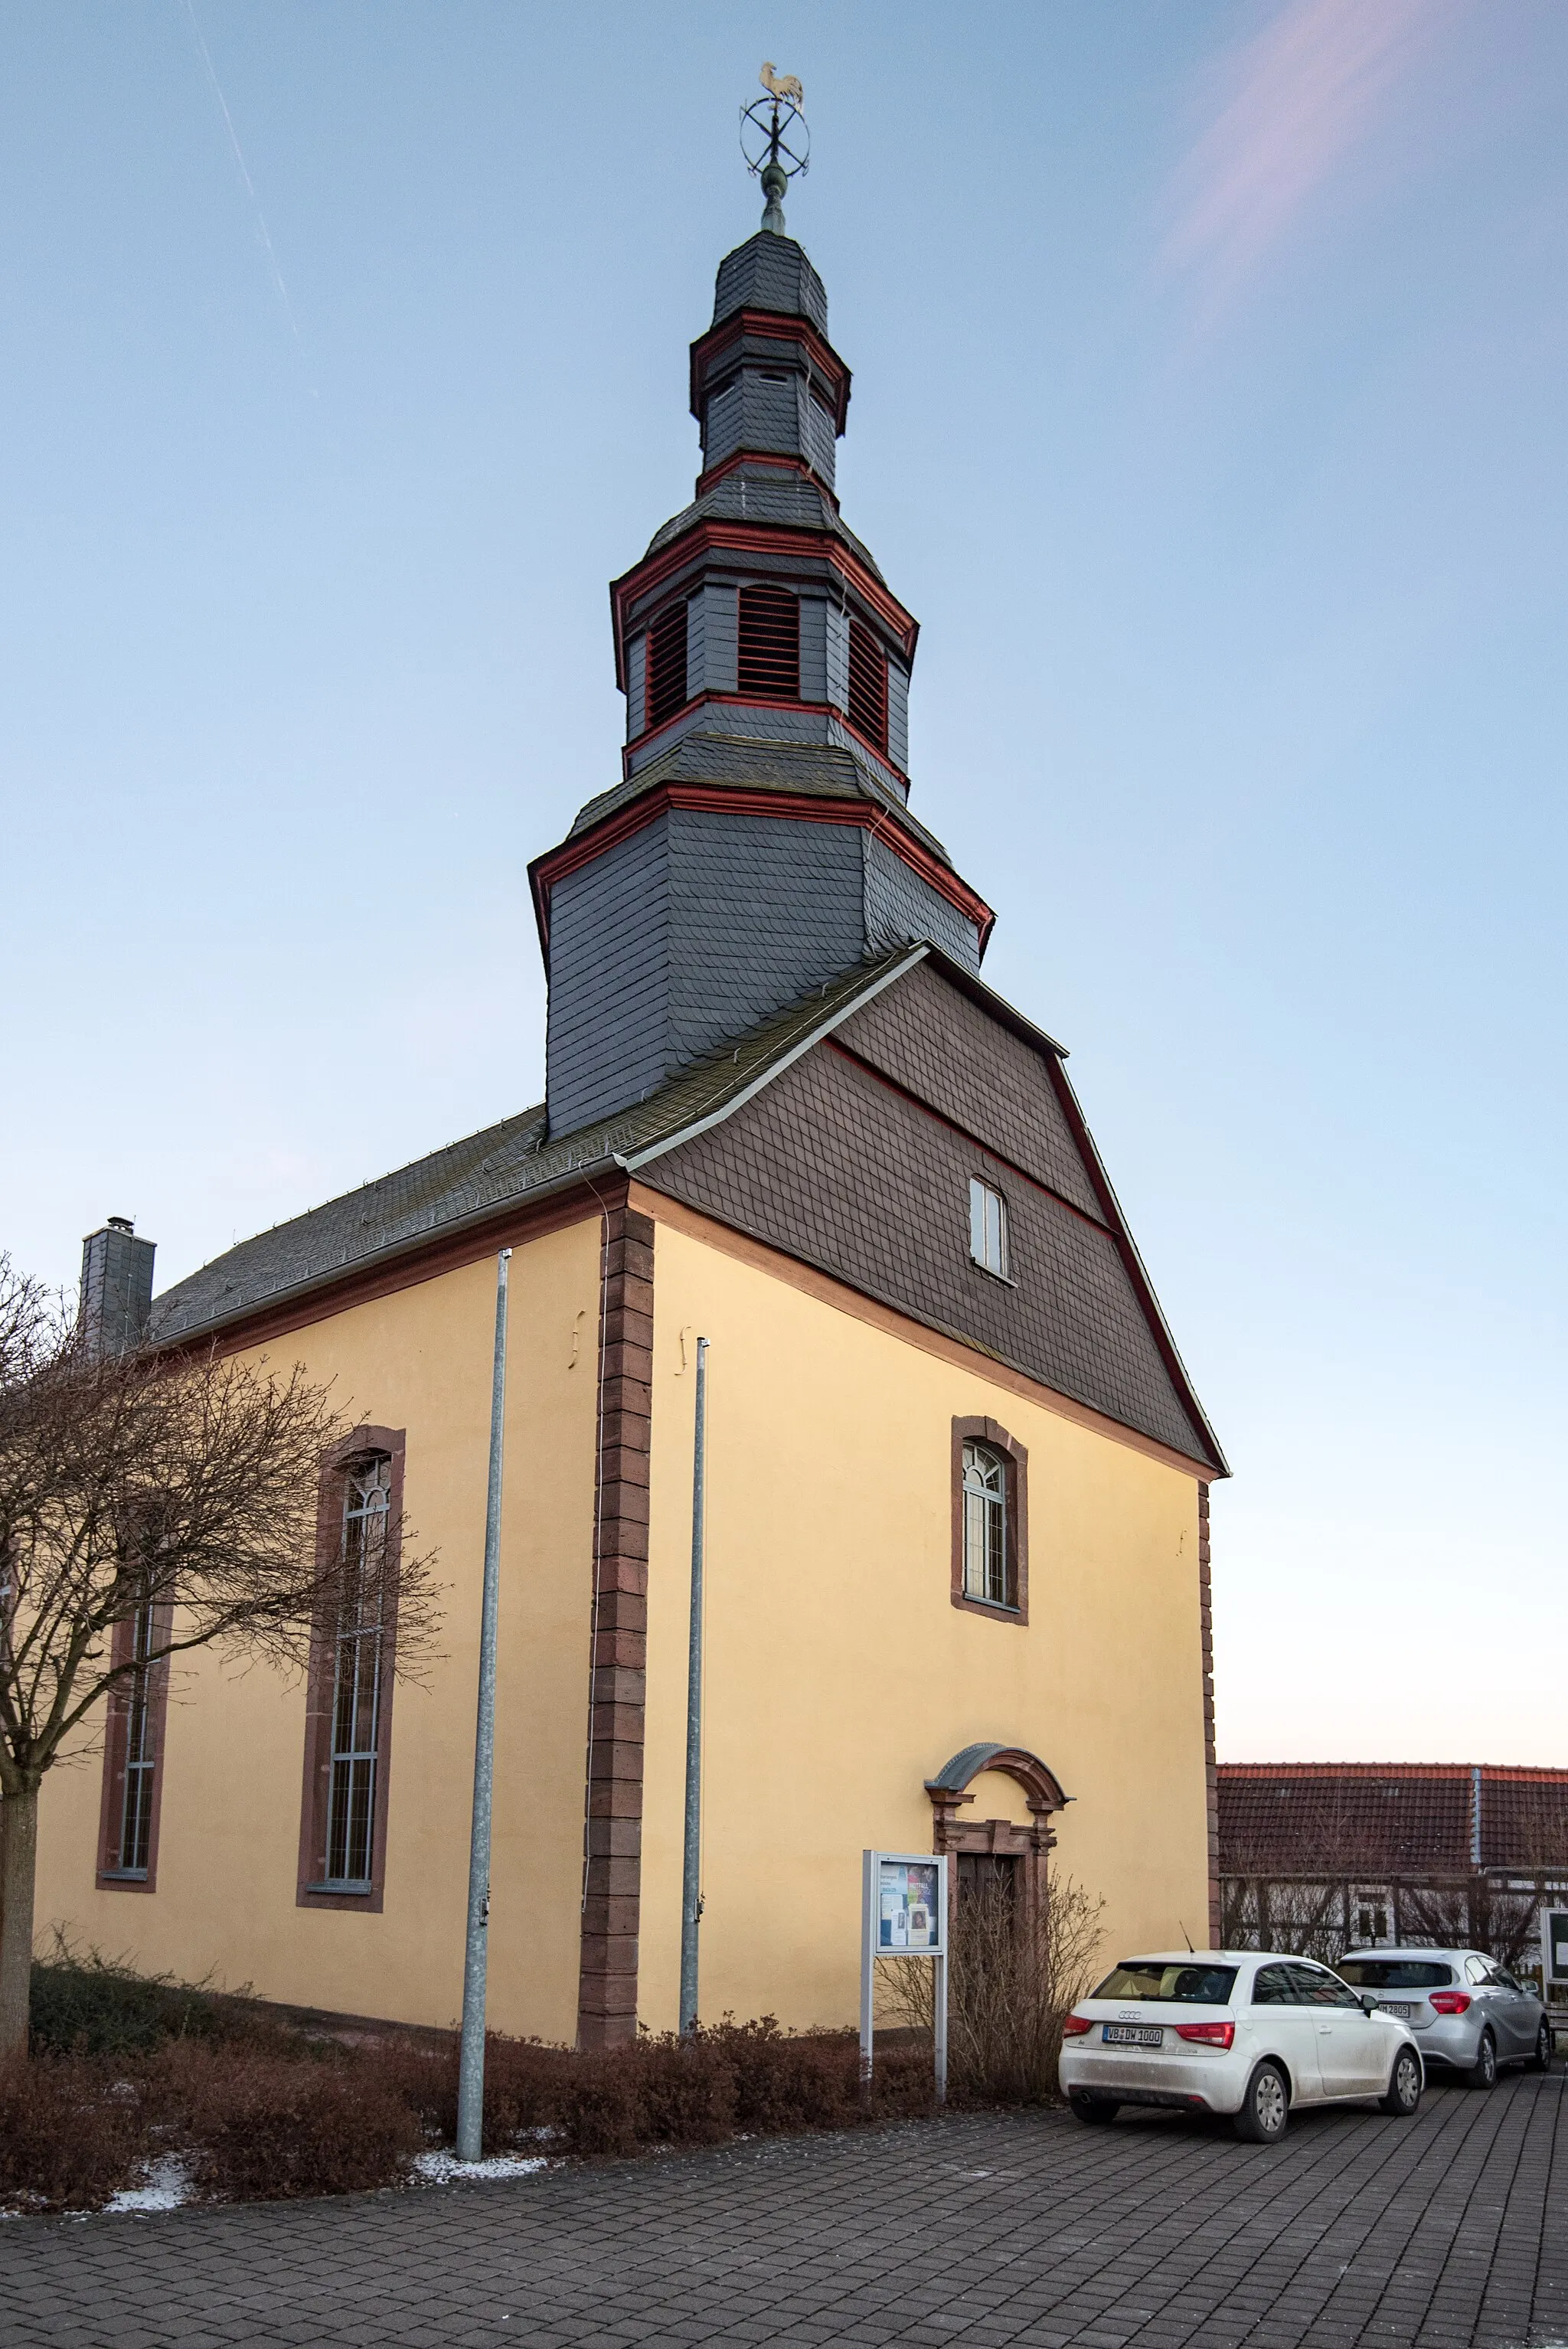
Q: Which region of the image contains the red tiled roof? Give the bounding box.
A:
[1217,1765,1568,1877]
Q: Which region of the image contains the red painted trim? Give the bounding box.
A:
[528,782,994,955]
[694,450,838,508]
[689,310,851,432]
[609,521,918,687]
[622,690,909,791]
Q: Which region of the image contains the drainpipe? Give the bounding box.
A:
[456,1248,511,2161]
[678,1337,709,2035]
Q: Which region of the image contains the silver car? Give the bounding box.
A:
[1336,1947,1553,2086]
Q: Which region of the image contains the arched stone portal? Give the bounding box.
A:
[925,1743,1072,1933]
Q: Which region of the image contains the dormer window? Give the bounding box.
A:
[848,616,888,753]
[645,600,690,730]
[738,583,799,699]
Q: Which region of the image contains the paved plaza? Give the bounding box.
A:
[2,2072,1563,2349]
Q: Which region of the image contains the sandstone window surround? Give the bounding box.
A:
[950,1416,1028,1625]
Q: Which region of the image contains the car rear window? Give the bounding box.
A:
[1093,1962,1239,2004]
[1338,1960,1454,1990]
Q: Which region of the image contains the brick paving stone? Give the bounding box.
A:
[3,2076,1567,2347]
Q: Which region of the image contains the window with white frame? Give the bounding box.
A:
[962,1439,1011,1607]
[324,1455,392,1890]
[969,1178,1008,1279]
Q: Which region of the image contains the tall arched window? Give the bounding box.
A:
[325,1453,392,1890]
[737,583,800,698]
[962,1440,1009,1607]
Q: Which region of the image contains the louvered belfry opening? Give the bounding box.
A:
[645,600,690,730]
[737,583,800,700]
[848,616,888,753]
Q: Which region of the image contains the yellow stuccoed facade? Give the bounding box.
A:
[34,1194,1210,2042]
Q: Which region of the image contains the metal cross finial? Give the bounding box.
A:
[740,68,809,235]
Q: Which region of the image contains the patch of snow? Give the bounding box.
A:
[413,2149,548,2185]
[104,2156,194,2214]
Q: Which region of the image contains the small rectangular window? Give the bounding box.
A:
[969,1178,1008,1279]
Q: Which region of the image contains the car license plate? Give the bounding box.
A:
[1376,2002,1416,2019]
[1102,2025,1163,2047]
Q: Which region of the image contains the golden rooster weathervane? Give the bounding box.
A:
[741,64,809,234]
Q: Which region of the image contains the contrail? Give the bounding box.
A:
[181,0,304,345]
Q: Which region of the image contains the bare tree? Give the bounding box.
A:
[0,1255,440,2056]
[882,1868,1107,2104]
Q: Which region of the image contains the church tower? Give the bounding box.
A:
[529,155,993,1140]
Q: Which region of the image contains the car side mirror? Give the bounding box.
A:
[1359,1993,1379,2016]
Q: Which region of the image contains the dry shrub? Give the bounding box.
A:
[162,2044,423,2201]
[2,2001,943,2211]
[0,2054,149,2211]
[371,2017,934,2164]
[884,1868,1106,2106]
[29,1936,291,2060]
[365,2031,565,2155]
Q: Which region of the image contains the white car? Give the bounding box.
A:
[1059,1950,1424,2142]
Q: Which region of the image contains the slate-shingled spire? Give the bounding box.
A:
[529,194,995,1142]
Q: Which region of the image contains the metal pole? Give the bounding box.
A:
[933,1954,949,2106]
[860,1850,876,2098]
[678,1336,709,2035]
[456,1247,511,2161]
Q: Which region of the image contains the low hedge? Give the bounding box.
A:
[5,1968,939,2211]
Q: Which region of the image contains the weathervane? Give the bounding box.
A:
[741,64,808,234]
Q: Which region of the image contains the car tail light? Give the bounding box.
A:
[1174,2021,1235,2049]
[1429,1991,1472,2015]
[1062,2013,1094,2037]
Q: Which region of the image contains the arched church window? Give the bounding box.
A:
[645,600,691,730]
[962,1441,1010,1608]
[737,583,800,699]
[325,1452,392,1890]
[848,616,888,753]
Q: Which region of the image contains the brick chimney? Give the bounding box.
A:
[80,1216,155,1356]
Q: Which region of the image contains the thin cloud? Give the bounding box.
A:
[1166,0,1450,299]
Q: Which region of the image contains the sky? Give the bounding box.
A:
[2,2,1564,1766]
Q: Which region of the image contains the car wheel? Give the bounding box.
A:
[1379,2045,1423,2116]
[1233,2060,1289,2144]
[1531,2019,1553,2073]
[1463,2029,1497,2089]
[1069,2092,1119,2125]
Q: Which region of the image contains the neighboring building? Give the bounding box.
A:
[39,177,1226,2047]
[1218,1763,1568,1972]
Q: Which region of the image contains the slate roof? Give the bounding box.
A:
[149,954,920,1345]
[1217,1765,1568,1878]
[149,946,1223,1474]
[712,232,828,335]
[646,462,883,580]
[564,731,948,865]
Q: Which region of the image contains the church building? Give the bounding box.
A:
[39,165,1227,2048]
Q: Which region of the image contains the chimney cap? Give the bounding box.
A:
[106,1215,135,1233]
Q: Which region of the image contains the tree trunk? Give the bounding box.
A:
[0,1784,39,2057]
